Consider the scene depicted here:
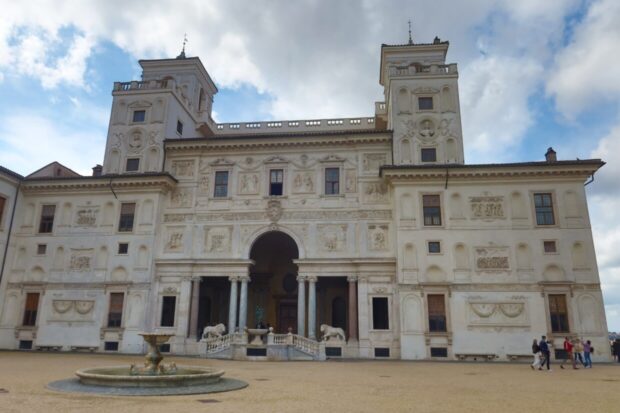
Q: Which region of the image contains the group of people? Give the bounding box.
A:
[531,336,594,371]
[612,338,620,362]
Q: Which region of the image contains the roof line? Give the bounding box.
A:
[23,172,178,183]
[380,159,605,172]
[0,165,24,180]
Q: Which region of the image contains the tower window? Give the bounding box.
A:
[428,241,441,254]
[37,244,47,255]
[38,205,56,233]
[543,240,557,253]
[132,110,146,123]
[22,293,40,326]
[325,168,340,195]
[421,148,437,162]
[418,97,433,110]
[107,293,124,328]
[269,169,284,196]
[422,195,442,226]
[126,158,140,172]
[534,193,555,225]
[118,203,136,232]
[214,171,229,198]
[176,120,184,135]
[118,243,129,254]
[548,294,569,333]
[427,294,447,332]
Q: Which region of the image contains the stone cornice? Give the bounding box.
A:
[20,174,177,194]
[381,160,604,183]
[164,130,392,152]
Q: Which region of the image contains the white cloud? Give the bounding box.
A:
[460,56,543,161]
[547,0,620,118]
[0,112,106,176]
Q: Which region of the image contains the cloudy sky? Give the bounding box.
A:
[0,0,619,330]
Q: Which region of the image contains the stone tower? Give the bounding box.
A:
[102,55,218,175]
[379,38,464,165]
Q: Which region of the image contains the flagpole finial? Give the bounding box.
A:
[177,33,188,59]
[408,20,413,44]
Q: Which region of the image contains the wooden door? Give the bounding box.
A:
[278,302,297,334]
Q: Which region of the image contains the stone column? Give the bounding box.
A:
[228,276,238,334]
[188,277,201,340]
[347,276,358,341]
[238,276,250,332]
[297,276,306,336]
[308,276,317,340]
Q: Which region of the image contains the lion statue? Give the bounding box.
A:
[320,324,346,342]
[202,323,226,340]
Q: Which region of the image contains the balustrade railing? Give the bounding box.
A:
[291,334,320,356]
[113,79,170,92]
[204,332,245,353]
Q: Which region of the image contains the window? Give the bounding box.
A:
[372,297,389,330]
[430,347,448,357]
[22,293,40,326]
[107,293,124,328]
[104,341,119,351]
[161,296,176,327]
[427,294,447,332]
[543,241,557,253]
[132,110,145,123]
[214,171,229,198]
[421,148,437,162]
[0,196,6,226]
[176,120,183,135]
[418,97,433,110]
[423,195,442,226]
[325,168,340,195]
[118,203,136,232]
[269,169,284,196]
[36,244,47,255]
[118,243,129,254]
[126,158,140,172]
[549,294,569,333]
[428,241,441,254]
[534,193,555,225]
[38,205,56,233]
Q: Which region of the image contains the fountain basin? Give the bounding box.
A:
[76,366,224,388]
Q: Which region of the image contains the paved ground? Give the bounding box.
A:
[0,351,619,413]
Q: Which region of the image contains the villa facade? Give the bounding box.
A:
[0,38,611,361]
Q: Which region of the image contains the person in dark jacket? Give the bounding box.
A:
[539,335,552,371]
[613,339,620,363]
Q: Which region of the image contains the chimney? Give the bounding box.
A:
[545,147,557,163]
[92,164,103,176]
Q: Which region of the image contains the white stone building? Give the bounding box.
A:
[0,38,610,361]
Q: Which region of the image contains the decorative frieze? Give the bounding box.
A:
[470,195,505,220]
[238,173,260,195]
[171,160,195,178]
[49,299,95,322]
[194,209,392,222]
[75,207,99,227]
[170,188,193,208]
[362,181,389,203]
[362,153,387,173]
[475,247,510,271]
[368,224,389,251]
[69,249,94,272]
[292,171,315,194]
[204,226,232,253]
[165,228,184,253]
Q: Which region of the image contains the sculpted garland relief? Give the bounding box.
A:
[50,299,95,321]
[468,302,527,326]
[368,224,389,251]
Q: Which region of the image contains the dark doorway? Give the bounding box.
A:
[197,277,230,339]
[331,296,347,330]
[249,231,299,333]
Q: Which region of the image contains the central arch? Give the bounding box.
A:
[248,231,299,333]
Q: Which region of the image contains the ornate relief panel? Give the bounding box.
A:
[467,302,528,327]
[238,173,260,195]
[362,181,389,203]
[171,160,195,178]
[292,171,315,194]
[164,227,185,253]
[317,224,347,252]
[205,226,233,253]
[170,188,193,208]
[362,153,387,174]
[368,224,389,251]
[470,195,505,220]
[344,169,357,193]
[74,206,99,227]
[69,249,94,272]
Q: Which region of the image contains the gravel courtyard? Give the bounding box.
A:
[0,351,618,413]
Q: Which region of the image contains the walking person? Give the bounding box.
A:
[574,338,585,367]
[560,336,574,369]
[613,339,620,363]
[531,338,542,370]
[539,335,552,371]
[583,339,593,368]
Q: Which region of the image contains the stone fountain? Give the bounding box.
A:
[75,332,224,388]
[49,332,247,396]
